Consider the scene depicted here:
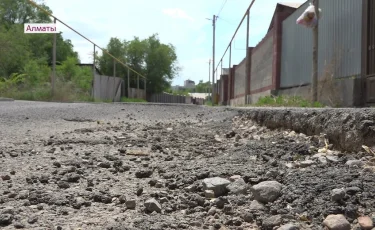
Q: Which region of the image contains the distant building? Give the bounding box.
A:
[189,93,209,99]
[172,85,184,91]
[184,79,195,89]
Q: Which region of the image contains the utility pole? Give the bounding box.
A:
[208,59,211,95]
[212,15,217,105]
[52,17,56,98]
[206,15,217,103]
[312,0,319,102]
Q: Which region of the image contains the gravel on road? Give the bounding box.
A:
[1,101,375,230]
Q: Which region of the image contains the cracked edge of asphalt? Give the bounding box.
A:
[230,107,375,153]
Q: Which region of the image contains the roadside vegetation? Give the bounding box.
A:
[254,95,325,108]
[0,0,86,101]
[0,0,179,102]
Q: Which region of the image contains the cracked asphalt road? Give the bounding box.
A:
[1,101,375,230]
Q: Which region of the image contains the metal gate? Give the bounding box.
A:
[366,0,375,103]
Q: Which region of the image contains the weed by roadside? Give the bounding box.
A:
[254,95,324,108]
[0,79,92,102]
[205,100,213,106]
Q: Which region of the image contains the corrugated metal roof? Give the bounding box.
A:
[189,93,209,99]
[267,1,303,32]
[278,2,303,8]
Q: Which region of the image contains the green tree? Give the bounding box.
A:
[143,34,179,94]
[126,37,146,86]
[0,0,52,29]
[22,58,51,86]
[56,56,79,82]
[195,80,211,93]
[0,24,31,77]
[27,33,79,65]
[55,37,79,64]
[0,0,89,102]
[0,0,79,77]
[96,37,127,77]
[96,33,180,94]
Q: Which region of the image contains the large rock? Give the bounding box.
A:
[144,198,162,213]
[126,200,136,209]
[358,216,373,230]
[135,170,153,178]
[0,214,13,226]
[202,177,231,197]
[346,160,364,167]
[331,188,345,202]
[249,200,266,211]
[251,181,282,203]
[226,178,248,195]
[323,214,350,230]
[262,215,282,229]
[204,190,215,199]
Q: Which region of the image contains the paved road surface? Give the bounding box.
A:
[0,101,374,230]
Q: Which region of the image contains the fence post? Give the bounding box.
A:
[144,78,146,100]
[92,44,96,98]
[312,0,319,102]
[127,68,130,98]
[52,17,57,97]
[228,43,232,105]
[137,74,139,99]
[245,9,250,104]
[112,60,116,102]
[113,60,116,77]
[221,61,223,75]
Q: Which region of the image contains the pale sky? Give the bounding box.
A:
[44,0,307,86]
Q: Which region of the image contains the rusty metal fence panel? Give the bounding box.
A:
[250,30,274,91]
[234,59,246,97]
[368,0,375,76]
[280,0,363,88]
[92,74,123,102]
[128,88,146,100]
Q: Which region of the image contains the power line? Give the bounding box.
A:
[214,0,256,73]
[217,16,235,25]
[217,0,228,17]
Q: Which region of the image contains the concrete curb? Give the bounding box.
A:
[0,97,14,102]
[233,107,375,152]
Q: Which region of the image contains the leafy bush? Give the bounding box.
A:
[0,57,93,102]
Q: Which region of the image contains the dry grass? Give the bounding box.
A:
[0,79,93,102]
[316,47,344,107]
